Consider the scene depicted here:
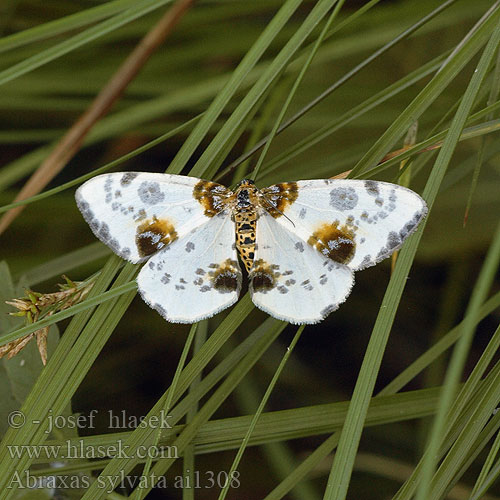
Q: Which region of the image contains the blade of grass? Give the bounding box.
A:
[463,47,500,225]
[181,321,207,500]
[167,0,303,176]
[322,8,500,500]
[15,242,109,285]
[189,0,339,180]
[470,416,500,496]
[86,314,285,499]
[218,326,306,500]
[380,290,500,395]
[0,0,146,54]
[392,223,500,500]
[249,0,345,182]
[0,0,178,88]
[72,295,256,498]
[222,0,460,177]
[0,0,195,235]
[348,2,500,178]
[428,355,500,499]
[469,453,500,500]
[220,337,319,500]
[361,114,500,180]
[0,255,127,494]
[0,281,136,346]
[134,323,198,500]
[412,21,500,489]
[262,287,500,500]
[30,384,441,475]
[255,52,448,180]
[0,116,199,215]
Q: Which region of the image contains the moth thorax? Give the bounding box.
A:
[236,189,251,208]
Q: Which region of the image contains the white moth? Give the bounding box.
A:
[76,173,427,324]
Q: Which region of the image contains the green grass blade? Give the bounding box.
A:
[413,20,500,489]
[218,326,305,500]
[322,8,500,500]
[0,0,174,88]
[189,0,338,180]
[0,0,146,54]
[167,0,303,177]
[348,3,500,178]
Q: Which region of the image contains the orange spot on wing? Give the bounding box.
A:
[136,216,177,257]
[193,180,232,217]
[261,182,298,218]
[250,259,277,293]
[209,259,240,294]
[308,221,356,264]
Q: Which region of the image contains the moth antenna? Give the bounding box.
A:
[261,194,295,227]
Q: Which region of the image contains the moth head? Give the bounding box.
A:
[236,178,255,187]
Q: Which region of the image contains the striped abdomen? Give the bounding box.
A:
[235,209,257,273]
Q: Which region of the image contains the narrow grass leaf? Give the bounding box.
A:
[0,0,175,87]
[322,8,500,500]
[0,0,145,54]
[218,326,305,500]
[168,0,303,176]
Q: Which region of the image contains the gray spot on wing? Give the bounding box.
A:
[330,187,358,210]
[108,238,120,254]
[104,176,113,193]
[161,273,171,284]
[376,231,402,260]
[76,196,97,226]
[134,208,147,222]
[387,231,402,250]
[185,241,195,253]
[98,222,110,241]
[294,241,304,253]
[359,255,373,268]
[138,181,165,205]
[356,254,377,270]
[320,304,337,318]
[301,279,313,291]
[364,180,380,196]
[399,210,425,239]
[121,172,139,185]
[322,260,338,272]
[153,303,167,318]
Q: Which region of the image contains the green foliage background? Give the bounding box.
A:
[0,1,500,499]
